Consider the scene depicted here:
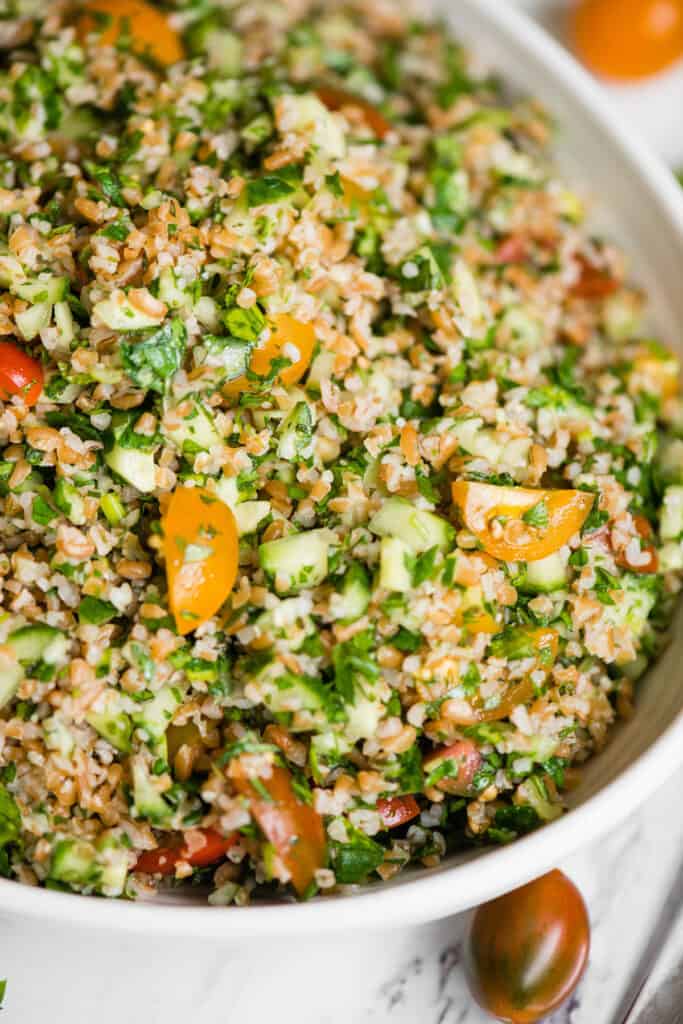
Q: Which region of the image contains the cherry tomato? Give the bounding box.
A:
[232,764,326,897]
[466,870,590,1023]
[571,255,619,300]
[452,481,594,563]
[163,486,238,636]
[224,314,315,397]
[630,346,680,401]
[438,628,559,726]
[135,827,236,876]
[0,340,42,405]
[424,740,482,796]
[316,86,392,139]
[571,0,683,80]
[76,0,185,67]
[614,514,659,574]
[377,795,421,828]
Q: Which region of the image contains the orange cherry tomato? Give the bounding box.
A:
[452,481,594,563]
[630,348,680,401]
[316,86,392,140]
[614,514,659,574]
[570,255,619,300]
[441,628,559,726]
[424,740,482,795]
[224,314,315,397]
[163,486,238,636]
[377,795,421,828]
[76,0,185,67]
[466,870,590,1023]
[455,605,500,636]
[233,764,326,897]
[571,0,683,81]
[0,341,42,405]
[135,827,237,876]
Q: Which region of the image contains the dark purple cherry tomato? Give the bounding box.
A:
[465,870,590,1023]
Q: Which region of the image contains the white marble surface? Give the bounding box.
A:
[2,4,683,1022]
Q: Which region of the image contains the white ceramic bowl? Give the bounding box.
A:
[4,0,683,937]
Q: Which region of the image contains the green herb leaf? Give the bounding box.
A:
[522,500,549,529]
[121,318,187,394]
[330,827,385,883]
[78,596,118,626]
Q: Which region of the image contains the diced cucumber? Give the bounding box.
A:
[277,401,314,461]
[659,541,683,572]
[199,333,252,383]
[260,668,328,714]
[306,350,336,391]
[157,268,192,310]
[379,536,412,593]
[186,17,243,73]
[95,835,129,897]
[259,529,332,593]
[515,777,562,823]
[522,551,569,593]
[49,838,98,886]
[8,624,68,665]
[15,300,51,340]
[497,306,543,354]
[233,500,270,536]
[86,689,133,753]
[43,715,75,757]
[604,576,657,640]
[93,292,164,331]
[333,563,371,623]
[0,649,22,710]
[54,478,86,526]
[132,686,182,749]
[105,445,156,493]
[659,440,683,486]
[215,474,239,508]
[165,398,221,453]
[369,497,454,553]
[53,301,75,346]
[280,93,346,160]
[15,275,68,304]
[132,757,172,825]
[661,485,683,541]
[345,695,384,743]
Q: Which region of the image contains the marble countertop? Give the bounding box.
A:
[2,3,683,1022]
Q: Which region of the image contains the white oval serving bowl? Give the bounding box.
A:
[3,0,683,937]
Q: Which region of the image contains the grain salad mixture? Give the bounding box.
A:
[0,0,682,906]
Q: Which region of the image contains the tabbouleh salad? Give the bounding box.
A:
[0,0,682,905]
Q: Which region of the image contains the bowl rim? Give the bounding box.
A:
[4,0,683,937]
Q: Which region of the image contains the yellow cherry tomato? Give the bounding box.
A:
[445,627,559,726]
[571,0,683,81]
[76,0,185,67]
[316,86,392,139]
[452,481,594,563]
[224,313,316,396]
[630,347,680,401]
[163,486,238,636]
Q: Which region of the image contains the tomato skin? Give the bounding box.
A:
[571,256,619,300]
[224,314,315,397]
[232,764,326,897]
[424,740,482,795]
[76,0,185,67]
[0,341,43,405]
[377,795,420,828]
[466,870,590,1023]
[135,828,236,876]
[163,486,239,636]
[316,86,391,139]
[452,481,594,564]
[571,0,683,81]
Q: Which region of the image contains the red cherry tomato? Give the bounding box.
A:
[466,870,590,1023]
[571,255,619,300]
[424,740,482,794]
[135,827,236,876]
[0,340,43,405]
[377,795,420,828]
[571,0,683,81]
